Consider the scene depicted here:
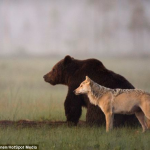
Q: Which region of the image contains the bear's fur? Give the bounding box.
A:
[44,55,139,126]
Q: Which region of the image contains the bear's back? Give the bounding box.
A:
[72,58,134,90]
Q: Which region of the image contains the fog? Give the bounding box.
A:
[0,0,150,57]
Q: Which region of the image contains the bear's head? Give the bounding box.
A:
[43,55,75,85]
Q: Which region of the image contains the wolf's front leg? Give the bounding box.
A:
[110,114,114,130]
[105,113,113,132]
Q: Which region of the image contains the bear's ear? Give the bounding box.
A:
[64,55,72,65]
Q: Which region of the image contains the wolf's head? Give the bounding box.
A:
[74,76,92,95]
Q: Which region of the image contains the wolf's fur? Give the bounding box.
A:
[90,81,147,100]
[75,76,150,132]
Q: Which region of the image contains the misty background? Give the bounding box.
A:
[0,0,150,58]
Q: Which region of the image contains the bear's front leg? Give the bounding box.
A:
[86,103,105,126]
[64,90,83,126]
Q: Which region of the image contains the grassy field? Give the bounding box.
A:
[0,57,150,150]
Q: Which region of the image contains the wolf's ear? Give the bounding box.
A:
[64,55,72,66]
[86,76,91,81]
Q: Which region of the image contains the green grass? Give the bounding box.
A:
[1,126,150,150]
[0,57,150,150]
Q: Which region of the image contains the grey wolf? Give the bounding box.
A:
[74,76,150,132]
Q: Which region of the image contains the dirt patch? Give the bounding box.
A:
[0,120,86,128]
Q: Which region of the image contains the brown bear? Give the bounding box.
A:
[43,55,139,126]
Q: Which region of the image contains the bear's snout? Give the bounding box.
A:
[43,74,49,82]
[43,74,56,85]
[43,75,46,79]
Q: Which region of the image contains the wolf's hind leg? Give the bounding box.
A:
[141,108,150,121]
[135,111,147,132]
[144,118,150,129]
[140,99,150,120]
[140,102,150,129]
